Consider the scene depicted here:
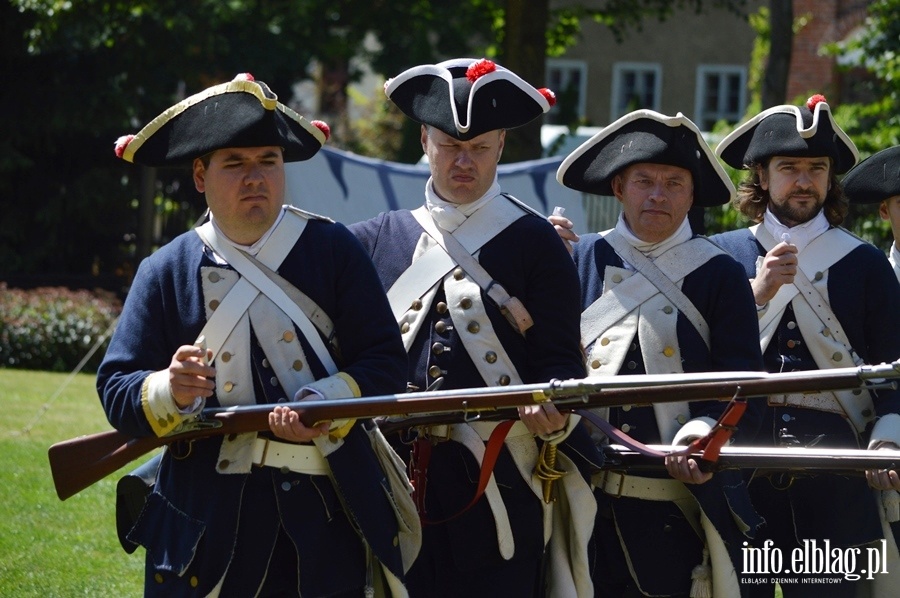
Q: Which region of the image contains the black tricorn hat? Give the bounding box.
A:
[114,74,328,167]
[556,109,734,207]
[384,58,554,140]
[842,145,900,205]
[716,95,858,174]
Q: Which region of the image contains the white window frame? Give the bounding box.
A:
[610,62,662,121]
[694,65,747,131]
[545,59,588,124]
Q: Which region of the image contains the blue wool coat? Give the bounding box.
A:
[711,227,900,547]
[573,232,765,597]
[350,206,602,596]
[97,218,408,597]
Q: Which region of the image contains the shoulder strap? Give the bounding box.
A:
[603,231,714,349]
[195,218,339,375]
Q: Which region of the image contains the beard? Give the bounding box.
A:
[767,191,825,227]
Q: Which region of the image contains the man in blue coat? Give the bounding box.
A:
[711,95,900,596]
[349,58,602,597]
[555,109,765,597]
[99,74,417,597]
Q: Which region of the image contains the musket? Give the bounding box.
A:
[602,444,900,475]
[48,361,900,501]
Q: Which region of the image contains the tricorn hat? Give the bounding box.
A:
[556,109,734,207]
[384,58,555,140]
[114,73,328,167]
[842,145,900,205]
[716,94,858,174]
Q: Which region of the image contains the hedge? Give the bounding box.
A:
[0,283,121,373]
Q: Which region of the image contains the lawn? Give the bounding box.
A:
[0,368,145,596]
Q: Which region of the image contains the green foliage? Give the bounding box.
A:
[0,284,121,373]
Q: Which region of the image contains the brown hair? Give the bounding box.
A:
[732,160,848,225]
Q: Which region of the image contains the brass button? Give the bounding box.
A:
[611,273,623,283]
[270,376,279,386]
[460,297,473,309]
[453,268,464,280]
[862,408,872,417]
[209,299,220,311]
[663,305,674,314]
[428,365,442,378]
[436,302,448,314]
[630,343,637,352]
[626,361,637,370]
[190,576,199,588]
[393,535,399,547]
[600,338,610,346]
[814,271,824,281]
[282,330,295,343]
[411,299,423,311]
[822,327,831,337]
[590,359,601,369]
[467,321,480,334]
[281,481,292,492]
[663,347,675,357]
[432,342,445,355]
[786,340,797,349]
[224,381,234,392]
[676,414,688,425]
[622,405,632,412]
[218,459,230,470]
[400,322,410,334]
[157,417,167,428]
[833,352,843,361]
[221,351,232,363]
[498,375,511,386]
[435,321,447,334]
[262,358,270,368]
[155,573,164,584]
[485,351,498,364]
[292,360,304,371]
[853,389,862,396]
[621,423,631,433]
[787,321,797,330]
[208,271,221,283]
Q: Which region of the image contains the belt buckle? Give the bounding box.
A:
[599,470,626,498]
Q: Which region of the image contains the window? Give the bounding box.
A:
[545,59,587,126]
[611,63,661,121]
[695,65,747,131]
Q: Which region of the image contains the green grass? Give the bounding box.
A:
[0,369,145,597]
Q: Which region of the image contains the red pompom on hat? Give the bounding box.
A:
[114,135,135,158]
[234,73,255,82]
[806,94,827,110]
[538,88,556,107]
[466,59,497,82]
[311,120,330,141]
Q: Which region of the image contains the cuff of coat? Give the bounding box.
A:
[869,413,900,449]
[302,372,361,454]
[672,416,717,446]
[540,412,581,445]
[141,370,204,437]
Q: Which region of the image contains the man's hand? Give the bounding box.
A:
[665,454,713,485]
[168,344,215,408]
[269,404,331,443]
[751,241,798,306]
[549,214,579,254]
[519,402,568,437]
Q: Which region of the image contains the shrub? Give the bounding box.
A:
[0,283,121,373]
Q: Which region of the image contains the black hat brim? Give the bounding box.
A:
[121,79,325,167]
[556,110,734,207]
[843,145,900,204]
[716,102,858,174]
[385,59,550,141]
